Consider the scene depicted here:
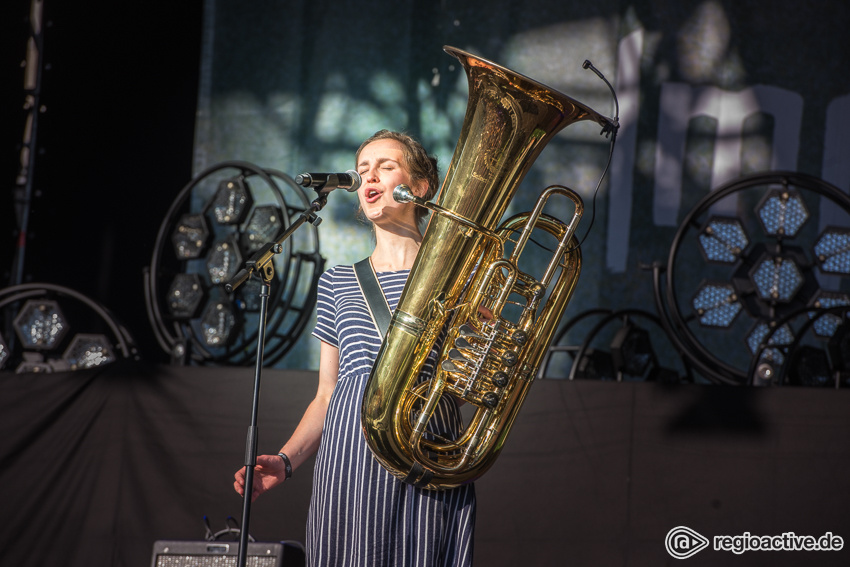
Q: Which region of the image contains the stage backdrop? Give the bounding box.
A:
[189,0,850,371]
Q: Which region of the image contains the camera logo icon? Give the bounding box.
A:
[665,526,710,559]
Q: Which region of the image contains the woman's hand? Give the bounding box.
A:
[234,454,288,502]
[478,305,494,320]
[232,341,339,503]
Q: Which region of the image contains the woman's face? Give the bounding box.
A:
[356,138,426,227]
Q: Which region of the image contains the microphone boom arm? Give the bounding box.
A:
[225,193,326,293]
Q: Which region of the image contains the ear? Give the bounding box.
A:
[411,179,430,199]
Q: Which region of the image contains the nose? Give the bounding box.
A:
[364,166,379,182]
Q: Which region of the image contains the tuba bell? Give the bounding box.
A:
[361,46,612,489]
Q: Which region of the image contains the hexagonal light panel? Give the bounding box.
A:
[813,227,850,275]
[750,254,803,302]
[171,213,210,259]
[698,216,749,263]
[746,320,794,365]
[241,205,284,254]
[166,273,206,319]
[210,176,253,225]
[692,282,742,328]
[200,300,238,347]
[13,299,69,350]
[808,291,850,338]
[62,334,116,370]
[755,187,809,237]
[206,237,243,286]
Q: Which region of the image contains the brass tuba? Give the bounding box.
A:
[361,46,611,489]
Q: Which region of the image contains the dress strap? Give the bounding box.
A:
[353,258,391,339]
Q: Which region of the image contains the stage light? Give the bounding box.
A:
[62,334,116,370]
[166,273,205,319]
[808,291,850,338]
[15,357,53,373]
[788,345,833,387]
[813,227,850,275]
[749,253,803,302]
[573,348,615,380]
[698,217,748,263]
[692,282,742,328]
[171,213,210,259]
[13,299,69,350]
[654,171,850,385]
[0,284,137,373]
[145,163,328,366]
[544,309,688,383]
[200,299,238,347]
[210,176,253,225]
[755,188,809,237]
[206,237,243,286]
[746,321,794,365]
[0,332,9,370]
[241,205,284,254]
[610,323,654,377]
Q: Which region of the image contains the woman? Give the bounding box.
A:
[234,130,476,566]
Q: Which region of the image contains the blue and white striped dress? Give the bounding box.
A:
[308,264,476,567]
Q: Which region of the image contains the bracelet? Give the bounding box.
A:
[277,452,293,480]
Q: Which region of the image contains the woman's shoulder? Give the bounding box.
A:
[318,264,358,288]
[321,264,355,276]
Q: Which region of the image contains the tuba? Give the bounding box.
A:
[361,46,611,489]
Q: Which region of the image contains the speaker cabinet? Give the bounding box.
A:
[150,540,302,567]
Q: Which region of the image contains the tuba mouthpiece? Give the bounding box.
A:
[392,184,415,203]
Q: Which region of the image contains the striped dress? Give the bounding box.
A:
[308,264,476,567]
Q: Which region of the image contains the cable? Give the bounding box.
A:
[563,59,621,255]
[566,128,617,254]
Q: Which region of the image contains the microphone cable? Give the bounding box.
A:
[563,59,620,255]
[503,59,620,258]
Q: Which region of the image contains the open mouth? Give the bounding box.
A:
[365,188,381,202]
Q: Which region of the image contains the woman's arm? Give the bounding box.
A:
[278,340,339,469]
[234,340,339,501]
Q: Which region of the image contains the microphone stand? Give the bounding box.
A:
[225,191,328,567]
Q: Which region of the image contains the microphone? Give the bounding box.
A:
[294,170,361,193]
[582,59,620,137]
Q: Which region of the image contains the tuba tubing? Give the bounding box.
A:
[360,46,611,489]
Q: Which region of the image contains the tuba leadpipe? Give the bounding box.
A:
[361,46,611,489]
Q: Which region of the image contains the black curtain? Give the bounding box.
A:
[2,363,849,566]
